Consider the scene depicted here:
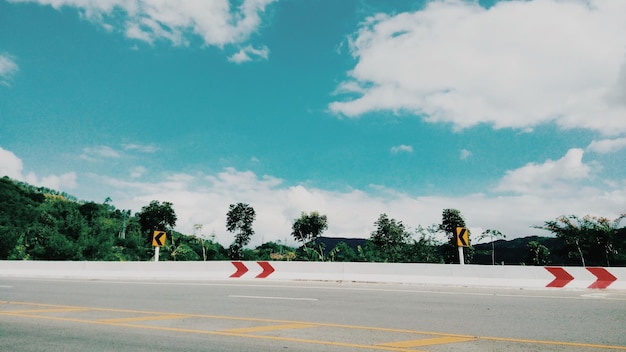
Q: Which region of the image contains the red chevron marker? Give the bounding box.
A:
[586,268,617,289]
[230,261,249,278]
[545,267,575,288]
[256,261,275,279]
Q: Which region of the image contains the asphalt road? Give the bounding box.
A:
[1,278,625,352]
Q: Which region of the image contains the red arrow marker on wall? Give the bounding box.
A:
[545,267,575,288]
[256,261,275,278]
[230,262,249,278]
[586,268,617,289]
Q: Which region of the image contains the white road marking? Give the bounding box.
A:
[228,295,318,301]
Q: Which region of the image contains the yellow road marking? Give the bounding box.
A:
[1,307,89,314]
[3,301,626,351]
[221,323,317,334]
[378,336,476,348]
[99,314,189,323]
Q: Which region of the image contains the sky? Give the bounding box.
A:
[1,0,625,247]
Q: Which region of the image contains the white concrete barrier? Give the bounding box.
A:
[0,261,625,290]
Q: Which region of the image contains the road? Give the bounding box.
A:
[1,278,625,351]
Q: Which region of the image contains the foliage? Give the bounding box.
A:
[478,229,506,265]
[2,177,624,265]
[369,214,412,262]
[226,202,256,259]
[537,214,626,266]
[137,201,177,238]
[525,241,551,266]
[291,211,328,244]
[438,208,473,264]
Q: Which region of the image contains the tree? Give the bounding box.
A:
[137,200,177,237]
[370,214,411,262]
[537,214,626,266]
[328,242,358,262]
[478,229,506,265]
[291,211,328,261]
[226,203,256,259]
[438,208,472,264]
[526,241,550,266]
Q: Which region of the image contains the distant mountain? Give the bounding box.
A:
[470,236,566,265]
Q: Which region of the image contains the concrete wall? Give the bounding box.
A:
[1,261,625,290]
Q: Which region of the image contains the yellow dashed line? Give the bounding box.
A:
[99,314,189,323]
[3,301,626,351]
[1,307,89,314]
[220,323,317,334]
[378,336,476,348]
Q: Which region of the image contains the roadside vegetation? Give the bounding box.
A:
[1,176,624,266]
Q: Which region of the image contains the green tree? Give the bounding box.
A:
[526,240,550,266]
[406,225,444,263]
[537,214,625,266]
[328,241,358,262]
[137,201,177,236]
[438,208,472,264]
[478,229,506,265]
[291,211,328,260]
[370,214,411,262]
[226,203,256,259]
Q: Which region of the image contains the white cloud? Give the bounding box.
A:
[123,143,157,153]
[460,149,472,160]
[81,145,121,160]
[130,166,147,178]
[11,0,276,47]
[0,146,77,190]
[494,148,592,195]
[95,162,625,248]
[0,53,18,84]
[391,144,413,154]
[228,45,269,63]
[28,172,78,191]
[4,146,625,248]
[0,147,24,179]
[330,0,626,135]
[587,137,626,154]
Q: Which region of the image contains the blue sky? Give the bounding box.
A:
[1,0,625,246]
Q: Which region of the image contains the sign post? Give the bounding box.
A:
[455,227,469,265]
[152,230,167,262]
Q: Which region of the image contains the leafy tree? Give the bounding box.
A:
[438,208,473,264]
[537,214,626,266]
[406,225,444,263]
[226,202,256,259]
[328,241,358,262]
[291,211,328,244]
[370,214,411,262]
[137,201,177,236]
[525,240,550,266]
[291,211,328,260]
[478,229,506,265]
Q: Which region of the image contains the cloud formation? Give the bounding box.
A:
[330,0,626,135]
[391,145,413,154]
[10,0,276,47]
[228,45,270,63]
[494,148,592,195]
[2,146,624,247]
[0,53,18,84]
[587,138,626,154]
[0,146,77,190]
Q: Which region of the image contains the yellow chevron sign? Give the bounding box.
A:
[455,227,469,247]
[152,230,167,247]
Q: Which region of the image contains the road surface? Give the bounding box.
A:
[1,278,625,351]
